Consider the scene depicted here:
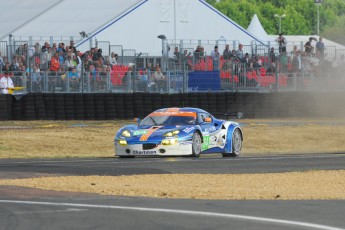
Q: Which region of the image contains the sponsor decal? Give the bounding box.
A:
[202,135,210,150]
[133,129,148,136]
[183,127,195,133]
[133,150,157,155]
[205,126,216,132]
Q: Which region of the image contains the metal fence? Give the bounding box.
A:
[1,59,344,95]
[1,36,345,94]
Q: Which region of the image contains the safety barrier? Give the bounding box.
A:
[1,92,345,120]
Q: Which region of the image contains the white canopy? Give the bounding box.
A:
[1,0,265,55]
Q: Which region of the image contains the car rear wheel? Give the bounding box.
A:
[222,128,242,157]
[192,132,202,157]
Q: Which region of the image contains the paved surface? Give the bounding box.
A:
[1,153,345,230]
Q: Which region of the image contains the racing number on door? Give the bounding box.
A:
[202,136,210,150]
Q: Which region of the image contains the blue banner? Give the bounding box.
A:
[188,71,221,91]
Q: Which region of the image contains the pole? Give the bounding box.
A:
[317,4,320,36]
[279,16,282,33]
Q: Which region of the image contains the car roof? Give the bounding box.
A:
[154,107,208,114]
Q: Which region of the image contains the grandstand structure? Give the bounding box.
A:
[0,0,345,95]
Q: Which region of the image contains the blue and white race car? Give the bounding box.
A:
[114,107,243,158]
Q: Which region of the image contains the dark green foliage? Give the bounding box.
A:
[206,0,345,45]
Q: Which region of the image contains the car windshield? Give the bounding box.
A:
[140,115,196,126]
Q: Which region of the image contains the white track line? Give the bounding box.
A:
[0,200,344,230]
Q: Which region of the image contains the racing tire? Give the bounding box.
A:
[222,128,242,157]
[192,132,202,157]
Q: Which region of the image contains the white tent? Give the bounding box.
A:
[1,0,265,55]
[247,14,269,42]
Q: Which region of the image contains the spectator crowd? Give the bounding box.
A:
[1,37,345,94]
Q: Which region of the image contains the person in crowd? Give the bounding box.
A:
[153,66,167,92]
[223,44,232,60]
[292,50,302,76]
[173,46,181,60]
[211,45,220,70]
[279,52,289,73]
[9,58,19,72]
[57,43,66,53]
[64,55,74,70]
[266,62,277,75]
[109,52,118,66]
[68,40,77,53]
[269,47,277,63]
[194,46,202,61]
[98,65,108,91]
[316,37,325,62]
[122,65,134,91]
[2,61,11,73]
[136,67,149,92]
[88,64,97,91]
[236,44,244,60]
[241,53,250,66]
[75,52,82,72]
[50,52,60,72]
[0,73,14,94]
[41,42,50,53]
[275,33,287,53]
[68,67,80,92]
[26,64,41,91]
[304,37,314,56]
[92,47,102,62]
[181,49,192,70]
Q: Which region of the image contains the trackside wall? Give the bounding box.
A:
[0,92,345,120]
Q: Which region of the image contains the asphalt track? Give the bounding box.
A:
[1,153,345,230]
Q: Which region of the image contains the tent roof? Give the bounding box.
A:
[247,14,269,42]
[0,0,266,55]
[0,0,143,40]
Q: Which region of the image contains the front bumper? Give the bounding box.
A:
[115,141,193,157]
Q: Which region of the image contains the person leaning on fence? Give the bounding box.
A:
[153,66,167,92]
[67,67,80,92]
[275,33,287,53]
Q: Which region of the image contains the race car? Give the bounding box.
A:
[114,107,243,158]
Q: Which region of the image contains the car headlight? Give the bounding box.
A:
[164,130,179,137]
[121,130,131,137]
[118,140,128,146]
[162,138,178,145]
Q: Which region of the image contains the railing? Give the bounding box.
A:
[1,61,344,94]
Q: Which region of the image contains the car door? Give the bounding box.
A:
[197,112,215,150]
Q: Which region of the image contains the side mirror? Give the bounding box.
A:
[204,117,212,123]
[134,118,140,124]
